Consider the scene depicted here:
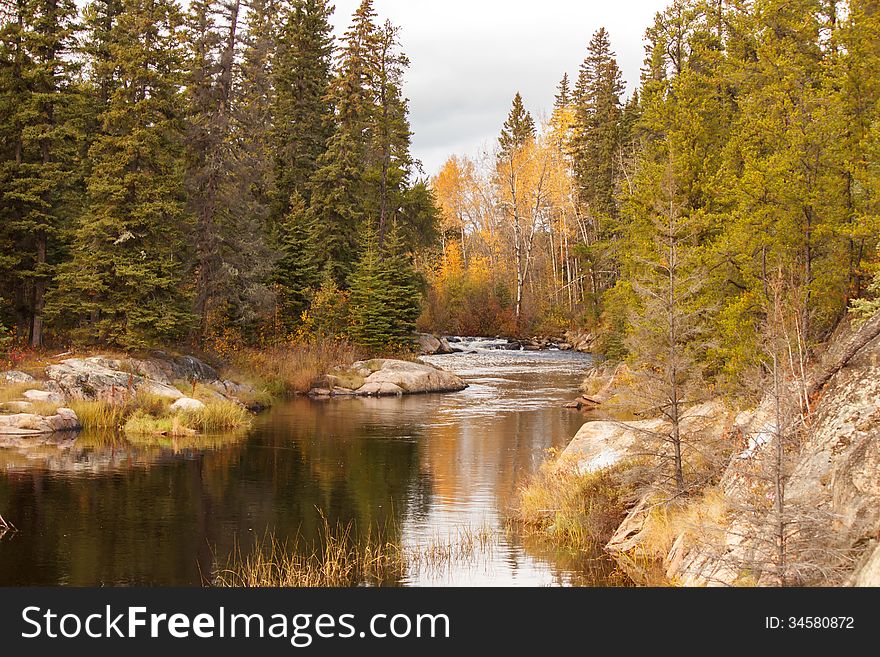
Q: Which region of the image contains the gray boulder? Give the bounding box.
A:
[170,397,206,412]
[2,370,35,384]
[45,357,184,401]
[23,389,64,404]
[417,333,454,355]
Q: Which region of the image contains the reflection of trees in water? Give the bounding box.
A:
[0,402,422,585]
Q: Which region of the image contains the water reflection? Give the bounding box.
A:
[0,343,620,586]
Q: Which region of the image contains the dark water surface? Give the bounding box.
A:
[0,340,618,586]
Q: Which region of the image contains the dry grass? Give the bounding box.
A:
[124,399,251,435]
[68,391,168,431]
[518,451,631,549]
[231,338,364,396]
[214,520,500,587]
[0,382,33,405]
[25,400,62,416]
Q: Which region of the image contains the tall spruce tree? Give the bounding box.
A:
[47,0,193,348]
[498,91,535,158]
[183,0,274,340]
[348,222,420,350]
[370,18,413,249]
[272,0,334,217]
[307,0,380,287]
[572,27,625,292]
[0,0,83,346]
[270,0,334,328]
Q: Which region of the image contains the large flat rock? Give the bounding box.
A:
[312,359,467,397]
[0,408,81,436]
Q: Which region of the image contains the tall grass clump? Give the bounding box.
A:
[124,400,251,436]
[214,520,500,587]
[233,338,363,396]
[68,391,171,431]
[181,400,251,432]
[518,452,631,549]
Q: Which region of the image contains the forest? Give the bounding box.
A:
[2,0,880,398]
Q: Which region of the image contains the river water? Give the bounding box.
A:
[0,339,619,586]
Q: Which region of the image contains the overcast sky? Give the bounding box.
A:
[330,0,669,176]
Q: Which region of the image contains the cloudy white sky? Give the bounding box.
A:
[330,0,669,176]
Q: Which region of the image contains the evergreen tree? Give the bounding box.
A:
[0,0,84,346]
[348,227,392,350]
[348,223,421,350]
[572,27,625,233]
[183,0,275,340]
[269,0,333,329]
[46,0,193,348]
[498,91,535,158]
[274,192,321,328]
[554,72,571,110]
[272,0,334,218]
[370,18,413,249]
[307,0,380,287]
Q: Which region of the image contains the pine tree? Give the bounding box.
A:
[272,0,334,218]
[380,222,422,343]
[274,192,321,328]
[572,27,625,231]
[348,223,421,350]
[348,227,393,350]
[0,0,84,346]
[307,0,380,287]
[46,0,194,348]
[370,18,413,249]
[554,73,571,110]
[498,91,535,158]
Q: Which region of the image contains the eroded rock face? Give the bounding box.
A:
[565,329,598,353]
[664,316,880,587]
[311,359,467,397]
[0,408,80,436]
[563,400,733,475]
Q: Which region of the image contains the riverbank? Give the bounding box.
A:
[0,338,470,438]
[520,311,880,586]
[0,342,605,586]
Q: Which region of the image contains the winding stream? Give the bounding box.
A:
[0,339,620,586]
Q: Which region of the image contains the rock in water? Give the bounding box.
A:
[169,397,207,412]
[0,408,81,436]
[312,359,467,397]
[417,333,454,355]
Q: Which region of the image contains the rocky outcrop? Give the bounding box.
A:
[662,314,880,587]
[562,400,734,476]
[311,359,467,397]
[574,312,880,586]
[565,329,598,353]
[0,408,80,436]
[45,357,184,401]
[417,333,454,355]
[41,354,248,405]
